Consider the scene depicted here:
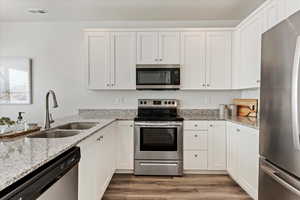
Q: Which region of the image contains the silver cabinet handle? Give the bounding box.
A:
[194,134,198,138]
[194,154,198,158]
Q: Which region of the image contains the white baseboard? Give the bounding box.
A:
[184,170,227,174]
[115,169,134,174]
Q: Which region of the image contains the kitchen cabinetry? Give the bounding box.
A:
[286,0,300,18]
[183,121,226,171]
[181,31,232,90]
[86,31,136,90]
[78,123,116,200]
[239,14,263,89]
[86,32,110,90]
[137,32,180,64]
[116,120,134,170]
[262,0,286,32]
[206,32,232,89]
[207,122,227,170]
[226,122,259,200]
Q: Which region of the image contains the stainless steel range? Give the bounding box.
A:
[134,99,183,176]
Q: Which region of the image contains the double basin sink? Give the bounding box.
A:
[27,122,99,138]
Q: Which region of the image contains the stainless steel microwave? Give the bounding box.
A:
[136,66,180,90]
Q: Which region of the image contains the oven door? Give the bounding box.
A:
[136,67,180,89]
[134,122,183,160]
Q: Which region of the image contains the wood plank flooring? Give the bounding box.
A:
[103,174,252,200]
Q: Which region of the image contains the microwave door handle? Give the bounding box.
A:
[292,36,300,150]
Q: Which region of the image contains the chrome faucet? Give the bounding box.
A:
[45,90,58,129]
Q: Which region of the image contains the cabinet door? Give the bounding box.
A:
[96,125,116,198]
[86,32,111,89]
[116,121,134,170]
[181,32,206,90]
[206,32,232,89]
[238,126,259,199]
[184,151,208,170]
[240,15,263,88]
[263,0,284,32]
[137,32,158,64]
[111,32,136,89]
[226,122,240,181]
[184,130,208,150]
[78,131,102,200]
[286,0,300,18]
[158,32,180,64]
[207,123,227,170]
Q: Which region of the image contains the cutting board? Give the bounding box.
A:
[233,99,258,117]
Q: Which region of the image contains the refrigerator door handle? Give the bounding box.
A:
[262,162,300,197]
[291,36,300,150]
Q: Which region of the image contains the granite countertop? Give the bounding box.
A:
[0,109,259,192]
[0,116,116,192]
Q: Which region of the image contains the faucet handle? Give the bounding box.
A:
[49,114,55,124]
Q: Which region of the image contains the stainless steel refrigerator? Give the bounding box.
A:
[260,11,300,200]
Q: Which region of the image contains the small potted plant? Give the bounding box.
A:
[0,117,16,134]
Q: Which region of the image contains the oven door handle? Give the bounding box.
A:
[134,122,183,127]
[139,162,179,167]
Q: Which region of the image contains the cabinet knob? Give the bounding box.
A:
[194,134,198,138]
[106,84,110,87]
[160,58,163,61]
[207,84,210,87]
[194,124,198,127]
[97,135,104,141]
[236,129,240,132]
[210,124,213,127]
[130,125,133,127]
[257,80,260,83]
[202,84,206,87]
[194,154,198,158]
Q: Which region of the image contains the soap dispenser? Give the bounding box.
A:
[17,112,26,131]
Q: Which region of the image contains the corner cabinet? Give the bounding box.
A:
[136,32,180,64]
[86,31,136,90]
[181,31,232,90]
[226,122,259,200]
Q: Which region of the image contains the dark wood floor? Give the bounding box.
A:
[102,174,252,200]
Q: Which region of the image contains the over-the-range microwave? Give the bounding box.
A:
[136,65,180,90]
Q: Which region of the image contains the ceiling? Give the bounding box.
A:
[0,0,267,22]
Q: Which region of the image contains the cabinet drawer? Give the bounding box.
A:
[184,151,208,170]
[209,121,226,126]
[184,121,208,130]
[184,131,208,150]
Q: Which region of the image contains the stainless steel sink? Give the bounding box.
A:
[57,122,99,130]
[27,130,80,138]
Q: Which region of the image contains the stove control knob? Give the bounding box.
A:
[171,101,175,104]
[140,101,143,104]
[144,101,147,105]
[164,101,168,104]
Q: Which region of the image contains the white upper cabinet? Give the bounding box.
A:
[137,32,158,64]
[262,0,286,32]
[206,32,232,89]
[286,0,300,18]
[181,32,207,90]
[86,32,111,90]
[239,14,263,89]
[110,32,136,90]
[158,32,181,64]
[86,31,136,90]
[137,32,180,64]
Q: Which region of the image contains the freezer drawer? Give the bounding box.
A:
[259,159,300,200]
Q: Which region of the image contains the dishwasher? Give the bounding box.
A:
[0,147,80,200]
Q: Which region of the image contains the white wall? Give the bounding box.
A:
[0,21,241,123]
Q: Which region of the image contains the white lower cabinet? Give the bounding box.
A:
[116,120,134,170]
[183,121,226,171]
[207,122,227,170]
[78,123,116,200]
[226,122,259,200]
